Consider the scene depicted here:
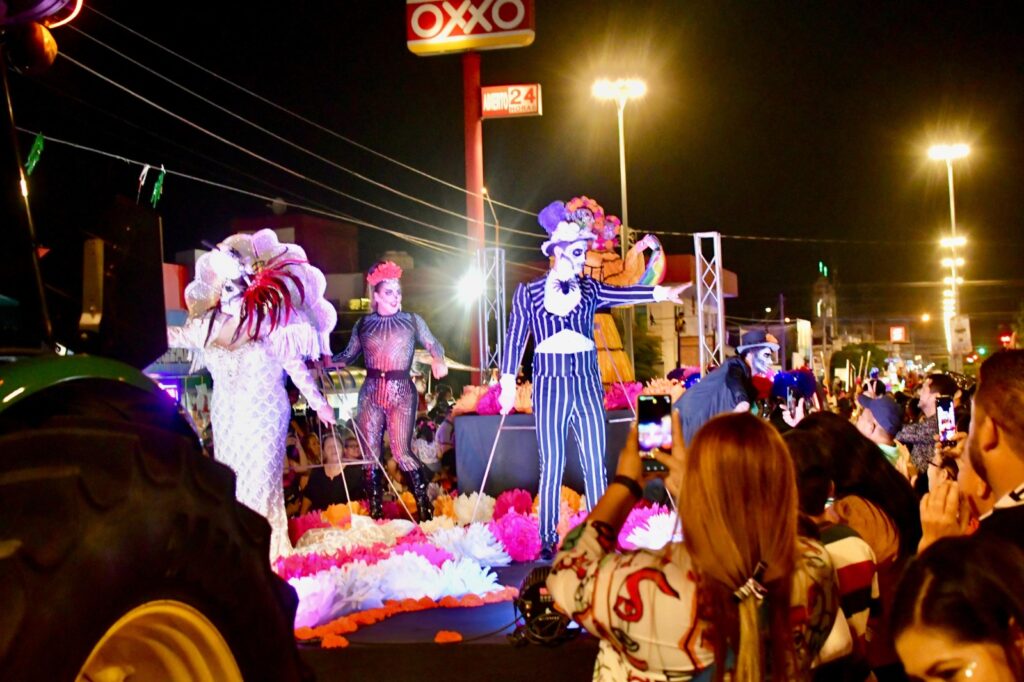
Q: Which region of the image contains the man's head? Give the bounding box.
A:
[966,350,1024,498]
[856,394,902,445]
[737,329,779,377]
[918,373,958,417]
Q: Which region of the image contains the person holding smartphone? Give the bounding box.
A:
[547,411,843,681]
[895,373,960,475]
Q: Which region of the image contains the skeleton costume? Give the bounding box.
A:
[332,261,445,520]
[500,199,677,555]
[168,229,336,560]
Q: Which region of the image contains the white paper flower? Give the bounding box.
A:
[454,492,495,525]
[419,516,456,534]
[431,524,511,566]
[624,512,683,551]
[438,558,503,597]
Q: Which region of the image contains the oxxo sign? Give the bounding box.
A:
[406,0,535,55]
[481,84,542,118]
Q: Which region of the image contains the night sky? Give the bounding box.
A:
[8,1,1023,353]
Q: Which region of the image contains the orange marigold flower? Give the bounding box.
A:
[434,630,463,644]
[322,634,349,649]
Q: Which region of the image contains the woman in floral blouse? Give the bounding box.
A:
[547,412,842,681]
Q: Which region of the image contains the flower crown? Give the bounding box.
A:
[367,261,403,287]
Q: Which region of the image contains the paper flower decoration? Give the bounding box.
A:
[454,492,496,525]
[489,511,541,562]
[493,488,534,521]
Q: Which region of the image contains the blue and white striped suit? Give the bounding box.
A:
[502,275,657,546]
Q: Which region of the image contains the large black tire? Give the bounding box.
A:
[0,382,311,681]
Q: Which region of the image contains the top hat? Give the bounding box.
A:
[736,329,780,354]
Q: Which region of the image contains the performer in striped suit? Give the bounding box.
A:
[499,199,688,559]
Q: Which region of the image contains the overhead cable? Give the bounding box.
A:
[83,5,539,219]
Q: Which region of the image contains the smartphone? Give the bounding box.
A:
[637,394,672,473]
[787,387,797,414]
[936,396,957,446]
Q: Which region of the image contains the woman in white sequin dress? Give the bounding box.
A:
[169,230,337,560]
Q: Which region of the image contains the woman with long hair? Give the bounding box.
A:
[547,412,840,681]
[794,411,922,678]
[893,535,1024,681]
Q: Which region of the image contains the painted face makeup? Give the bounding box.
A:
[374,280,402,316]
[751,347,775,376]
[220,279,243,316]
[554,240,589,277]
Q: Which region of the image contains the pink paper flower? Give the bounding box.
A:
[289,510,330,546]
[394,542,455,568]
[604,381,644,411]
[617,502,669,551]
[489,511,541,562]
[474,384,503,415]
[493,489,534,520]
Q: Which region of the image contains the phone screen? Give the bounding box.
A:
[936,396,957,445]
[787,387,797,413]
[638,395,672,472]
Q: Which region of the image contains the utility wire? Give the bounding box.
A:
[19,127,460,254]
[58,52,542,250]
[59,52,481,245]
[83,5,539,219]
[69,25,543,238]
[20,127,548,275]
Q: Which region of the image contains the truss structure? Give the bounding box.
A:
[693,232,726,375]
[476,247,506,374]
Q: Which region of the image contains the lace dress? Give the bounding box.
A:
[169,318,330,560]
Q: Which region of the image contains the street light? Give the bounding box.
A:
[592,77,647,367]
[921,313,931,322]
[929,142,969,370]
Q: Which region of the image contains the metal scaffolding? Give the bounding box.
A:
[475,247,506,375]
[693,232,726,375]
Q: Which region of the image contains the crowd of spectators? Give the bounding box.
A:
[548,349,1024,681]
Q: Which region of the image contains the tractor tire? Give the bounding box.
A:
[0,384,311,681]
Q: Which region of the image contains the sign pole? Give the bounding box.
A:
[464,50,485,384]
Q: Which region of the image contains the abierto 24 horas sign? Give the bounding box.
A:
[406,0,535,56]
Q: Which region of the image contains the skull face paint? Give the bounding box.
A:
[220,279,244,317]
[553,239,590,278]
[749,347,775,376]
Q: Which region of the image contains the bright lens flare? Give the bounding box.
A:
[457,268,486,304]
[940,235,967,248]
[941,257,965,267]
[591,78,647,102]
[928,143,970,161]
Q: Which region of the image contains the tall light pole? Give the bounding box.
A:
[592,78,647,367]
[929,143,969,371]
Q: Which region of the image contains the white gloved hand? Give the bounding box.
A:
[498,374,517,416]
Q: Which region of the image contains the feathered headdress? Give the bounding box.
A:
[366,261,403,287]
[538,196,599,256]
[184,229,336,352]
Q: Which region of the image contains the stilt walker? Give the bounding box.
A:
[498,198,688,560]
[332,261,448,521]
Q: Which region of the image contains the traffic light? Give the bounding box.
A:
[977,346,987,356]
[818,261,829,278]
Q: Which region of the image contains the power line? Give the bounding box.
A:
[83,5,539,219]
[19,127,461,254]
[69,25,544,239]
[58,52,495,247]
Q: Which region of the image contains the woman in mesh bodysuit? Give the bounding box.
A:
[333,261,447,520]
